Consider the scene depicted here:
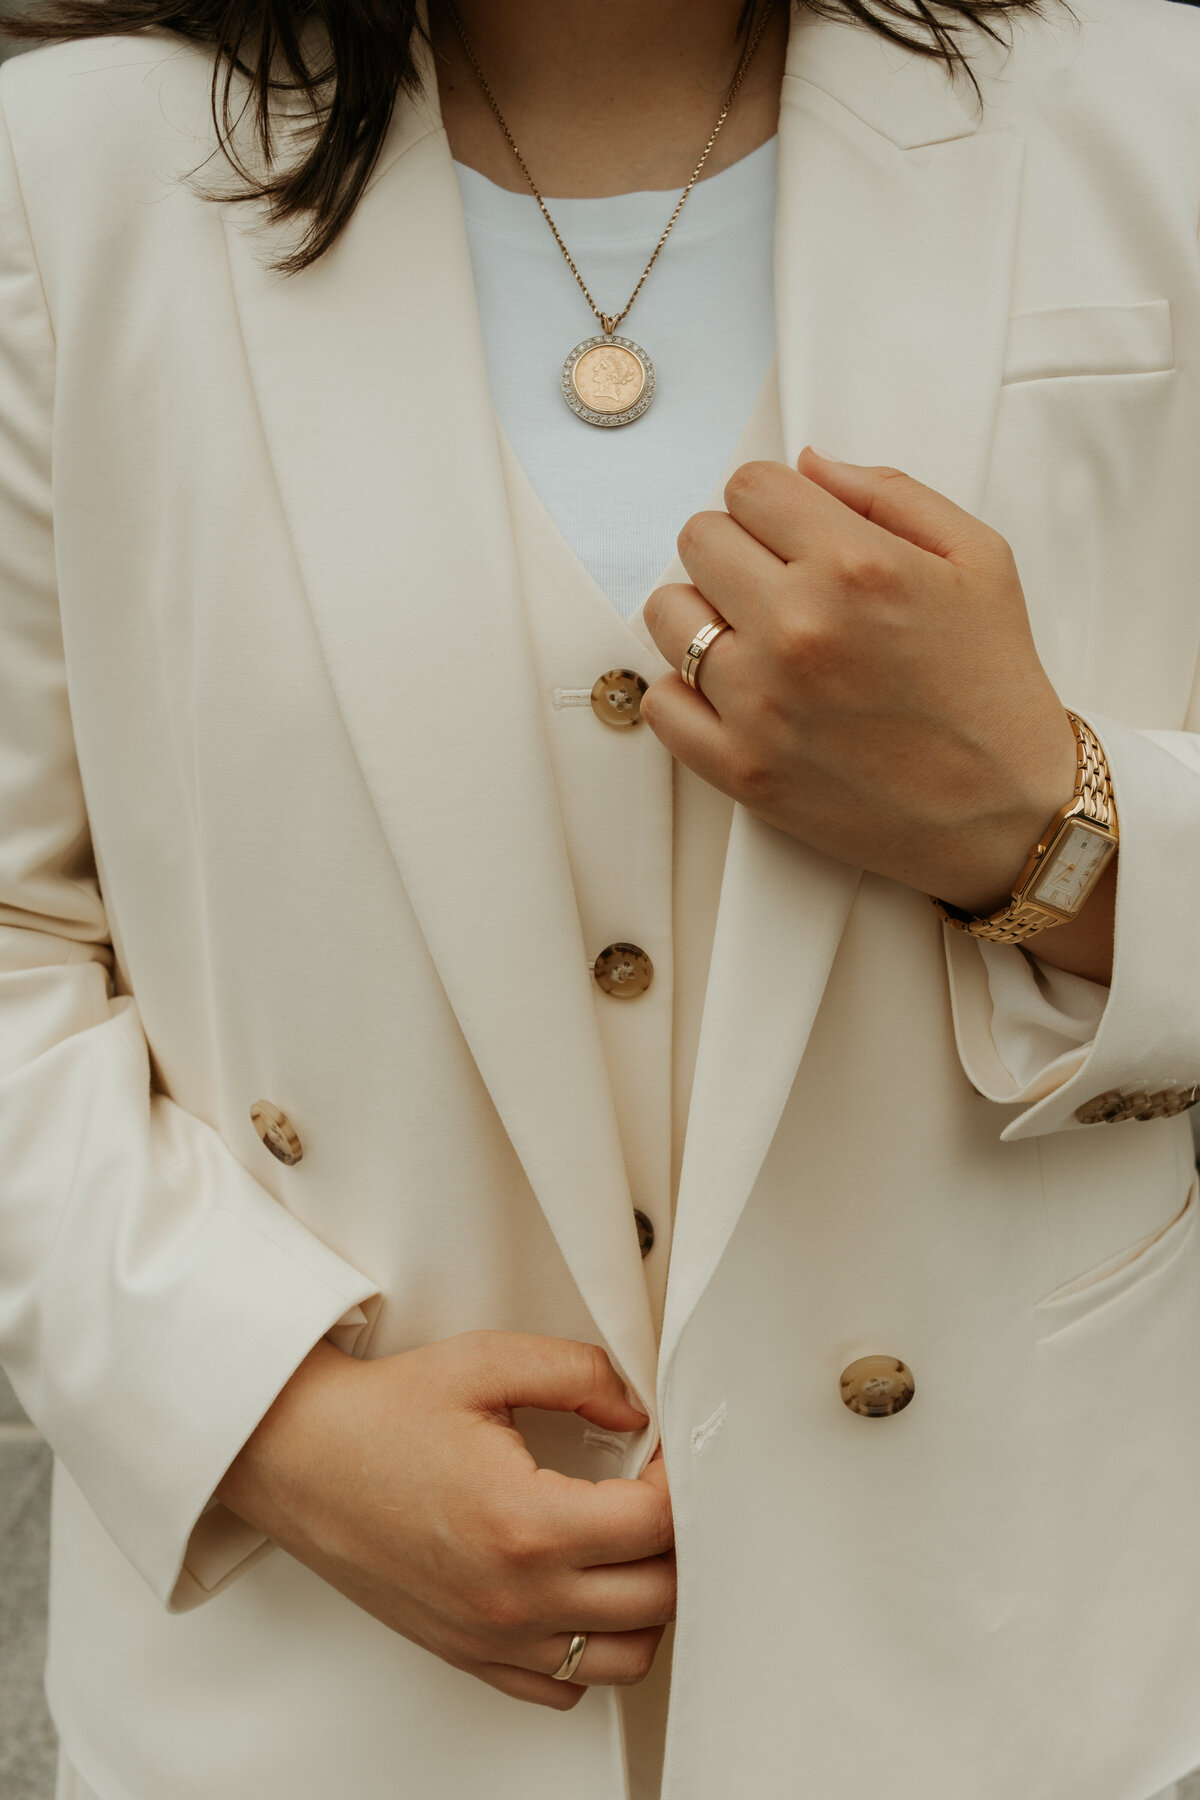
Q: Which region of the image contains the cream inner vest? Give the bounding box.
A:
[497,366,785,1800]
[498,364,784,1338]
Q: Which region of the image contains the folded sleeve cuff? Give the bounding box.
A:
[168,1294,380,1610]
[147,1226,380,1612]
[947,710,1200,1142]
[945,926,1108,1106]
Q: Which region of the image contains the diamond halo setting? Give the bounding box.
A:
[561,336,656,429]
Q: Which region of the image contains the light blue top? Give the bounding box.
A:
[454,136,778,618]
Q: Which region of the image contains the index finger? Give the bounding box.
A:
[530,1467,674,1568]
[723,457,878,564]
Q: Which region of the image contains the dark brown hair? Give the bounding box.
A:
[0,0,1065,276]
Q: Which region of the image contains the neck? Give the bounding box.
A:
[428,0,789,197]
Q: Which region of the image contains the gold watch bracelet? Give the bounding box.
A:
[932,711,1117,945]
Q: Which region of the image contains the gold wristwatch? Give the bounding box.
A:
[932,711,1118,945]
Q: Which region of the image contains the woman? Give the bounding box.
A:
[2,0,1200,1794]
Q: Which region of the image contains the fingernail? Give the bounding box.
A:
[806,445,845,462]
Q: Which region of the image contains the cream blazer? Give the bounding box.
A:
[3,2,1200,1796]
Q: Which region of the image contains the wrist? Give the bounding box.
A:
[934,809,1058,918]
[215,1336,356,1532]
[936,711,1079,915]
[933,710,1118,945]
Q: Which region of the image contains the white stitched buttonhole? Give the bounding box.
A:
[691,1402,727,1456]
[581,1427,627,1461]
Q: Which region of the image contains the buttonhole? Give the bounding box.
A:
[691,1402,727,1456]
[581,1427,627,1461]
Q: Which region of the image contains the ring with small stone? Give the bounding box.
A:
[681,617,730,691]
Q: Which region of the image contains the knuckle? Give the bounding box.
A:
[724,460,765,502]
[831,546,890,593]
[642,587,666,632]
[779,616,843,686]
[675,514,702,558]
[773,614,814,669]
[988,532,1019,577]
[650,1514,676,1560]
[613,1637,660,1685]
[732,748,777,805]
[572,1339,615,1394]
[490,1510,547,1573]
[636,1499,675,1559]
[473,1579,535,1637]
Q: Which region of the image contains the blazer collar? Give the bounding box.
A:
[784,6,982,149]
[656,13,1025,1385]
[219,15,662,1413]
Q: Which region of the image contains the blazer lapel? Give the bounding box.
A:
[219,33,658,1406]
[659,15,1026,1385]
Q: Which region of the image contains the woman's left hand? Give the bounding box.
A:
[641,447,1078,920]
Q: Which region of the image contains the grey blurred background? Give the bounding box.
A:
[0,1365,54,1800]
[0,0,52,1651]
[2,3,1200,1797]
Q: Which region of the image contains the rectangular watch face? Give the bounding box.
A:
[1031,820,1115,914]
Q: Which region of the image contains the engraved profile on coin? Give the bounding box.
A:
[562,334,656,428]
[572,344,646,414]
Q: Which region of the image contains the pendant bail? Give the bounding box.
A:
[599,313,618,337]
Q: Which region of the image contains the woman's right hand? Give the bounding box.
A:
[216,1330,675,1709]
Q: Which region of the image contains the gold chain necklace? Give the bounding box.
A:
[442,1,775,428]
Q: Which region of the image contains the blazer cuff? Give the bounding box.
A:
[168,1296,379,1610]
[948,711,1200,1142]
[146,1247,380,1613]
[945,928,1108,1106]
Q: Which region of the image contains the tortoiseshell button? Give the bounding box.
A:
[840,1356,915,1418]
[1134,1085,1200,1121]
[1075,1090,1132,1126]
[250,1099,303,1165]
[593,943,654,998]
[1078,1084,1200,1125]
[590,670,647,729]
[634,1210,655,1257]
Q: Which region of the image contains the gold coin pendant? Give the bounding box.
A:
[562,336,656,429]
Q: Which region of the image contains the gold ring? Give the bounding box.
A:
[551,1631,588,1681]
[681,617,730,691]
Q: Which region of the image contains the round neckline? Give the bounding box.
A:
[453,133,777,245]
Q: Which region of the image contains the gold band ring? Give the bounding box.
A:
[551,1632,589,1682]
[681,617,730,691]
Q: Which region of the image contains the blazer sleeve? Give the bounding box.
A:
[944,697,1200,1144]
[0,91,381,1612]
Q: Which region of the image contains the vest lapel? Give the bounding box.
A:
[219,32,658,1407]
[658,15,1026,1387]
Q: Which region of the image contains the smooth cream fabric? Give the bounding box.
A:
[50,1752,1190,1800]
[500,368,1121,1800]
[4,2,1200,1797]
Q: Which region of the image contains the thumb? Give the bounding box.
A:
[797,445,987,565]
[462,1332,650,1435]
